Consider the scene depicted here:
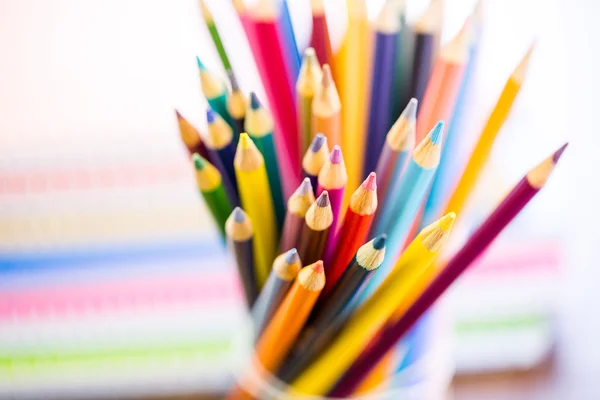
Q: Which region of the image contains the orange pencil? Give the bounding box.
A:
[175,110,209,160]
[226,261,326,399]
[312,65,342,147]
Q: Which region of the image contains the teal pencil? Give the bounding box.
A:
[390,1,415,123]
[196,56,235,130]
[245,92,285,233]
[362,121,444,300]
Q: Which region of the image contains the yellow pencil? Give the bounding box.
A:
[297,48,323,154]
[444,46,533,217]
[311,64,341,148]
[288,213,456,396]
[234,133,278,288]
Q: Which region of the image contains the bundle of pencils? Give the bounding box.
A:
[178,0,568,397]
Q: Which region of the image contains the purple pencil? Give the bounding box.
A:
[329,143,568,397]
[317,145,348,261]
[362,0,402,177]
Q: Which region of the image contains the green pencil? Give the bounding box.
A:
[192,153,233,239]
[199,0,232,71]
[196,56,234,130]
[245,92,285,233]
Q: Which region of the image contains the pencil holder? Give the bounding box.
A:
[227,306,454,399]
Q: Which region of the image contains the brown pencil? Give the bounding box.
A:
[175,110,210,160]
[225,207,258,307]
[279,178,315,254]
[297,191,333,265]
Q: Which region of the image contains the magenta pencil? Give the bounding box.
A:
[317,145,348,260]
[329,143,568,397]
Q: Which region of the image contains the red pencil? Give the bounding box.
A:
[248,0,300,196]
[322,172,378,296]
[329,143,568,397]
[309,0,334,68]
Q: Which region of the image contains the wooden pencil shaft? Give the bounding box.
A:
[310,14,334,67]
[252,134,285,232]
[230,238,258,307]
[206,149,239,207]
[410,33,435,102]
[208,145,239,200]
[201,186,232,238]
[279,213,304,254]
[298,225,330,265]
[252,273,293,337]
[375,146,409,205]
[207,23,232,71]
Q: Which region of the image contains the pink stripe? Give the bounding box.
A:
[0,272,243,320]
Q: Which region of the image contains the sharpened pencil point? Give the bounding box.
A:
[238,132,251,149]
[329,145,343,164]
[363,172,377,190]
[439,212,456,231]
[372,234,387,250]
[311,133,327,152]
[196,56,206,71]
[553,143,568,163]
[232,207,247,223]
[175,109,183,119]
[316,191,330,207]
[249,92,261,110]
[429,121,444,144]
[304,47,316,58]
[299,178,313,195]
[404,98,418,121]
[311,260,324,273]
[321,64,333,88]
[285,248,299,264]
[192,153,206,170]
[206,108,216,124]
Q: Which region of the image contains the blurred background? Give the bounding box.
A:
[0,0,597,398]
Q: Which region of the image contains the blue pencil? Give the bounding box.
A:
[361,121,444,300]
[279,0,300,81]
[363,0,402,178]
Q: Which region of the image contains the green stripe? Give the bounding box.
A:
[207,93,235,131]
[207,22,232,71]
[202,184,233,240]
[455,314,549,334]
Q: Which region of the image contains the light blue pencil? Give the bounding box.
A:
[361,121,444,301]
[420,3,484,228]
[196,56,235,130]
[279,0,300,81]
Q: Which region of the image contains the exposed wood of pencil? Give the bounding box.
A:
[252,248,302,337]
[443,46,534,217]
[322,172,378,295]
[331,144,567,395]
[205,108,239,203]
[226,261,325,400]
[297,48,323,154]
[278,235,386,383]
[226,207,258,307]
[312,65,341,147]
[302,133,329,194]
[416,19,471,142]
[175,110,210,160]
[297,191,333,265]
[309,0,334,68]
[280,178,315,253]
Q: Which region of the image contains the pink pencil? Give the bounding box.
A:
[317,145,348,262]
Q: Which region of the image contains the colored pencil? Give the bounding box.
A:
[279,178,315,254]
[365,121,444,300]
[205,107,239,203]
[409,0,444,102]
[309,0,334,68]
[416,18,471,143]
[322,172,378,296]
[289,214,455,396]
[317,146,348,259]
[297,48,323,154]
[196,56,234,129]
[192,153,233,239]
[225,207,258,307]
[311,65,342,147]
[199,0,232,71]
[302,133,329,194]
[422,1,484,227]
[226,261,325,400]
[234,133,278,288]
[175,109,210,160]
[297,191,333,265]
[226,71,247,141]
[444,46,534,217]
[375,98,417,206]
[279,0,300,81]
[278,235,387,383]
[251,248,302,337]
[245,92,285,233]
[332,145,567,395]
[363,0,402,177]
[391,2,415,122]
[335,0,373,208]
[249,0,300,193]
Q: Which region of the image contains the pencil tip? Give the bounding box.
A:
[299,178,313,195]
[304,47,316,58]
[329,145,343,164]
[249,92,261,110]
[196,56,206,71]
[232,207,247,223]
[238,132,252,149]
[372,234,387,250]
[429,121,444,145]
[404,98,418,121]
[175,109,183,119]
[227,70,239,91]
[321,64,333,87]
[362,172,377,190]
[206,108,216,124]
[316,191,330,207]
[285,248,299,264]
[553,142,568,163]
[439,212,456,231]
[311,260,324,274]
[192,153,205,170]
[311,133,327,152]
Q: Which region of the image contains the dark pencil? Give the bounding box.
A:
[226,71,246,143]
[175,110,210,160]
[279,178,315,254]
[297,191,333,265]
[225,207,258,307]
